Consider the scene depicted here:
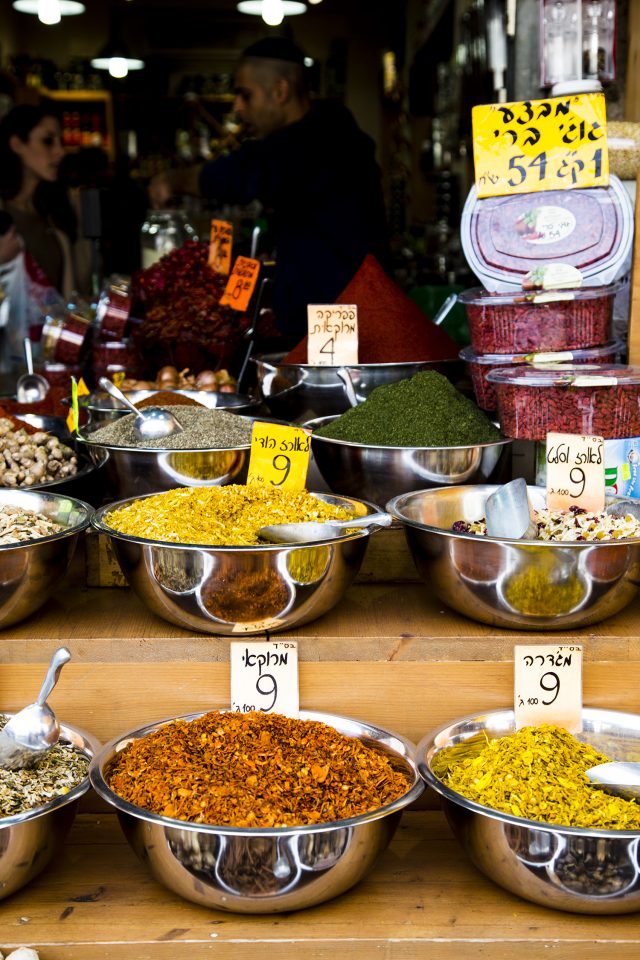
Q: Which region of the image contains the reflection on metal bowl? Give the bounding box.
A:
[253,353,465,421]
[386,485,640,630]
[0,720,98,900]
[90,492,376,635]
[417,707,640,914]
[90,710,423,913]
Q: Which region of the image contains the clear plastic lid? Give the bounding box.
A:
[486,363,640,388]
[458,283,623,306]
[459,341,624,365]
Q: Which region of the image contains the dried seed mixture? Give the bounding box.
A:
[0,505,64,544]
[107,710,411,827]
[104,485,353,546]
[452,504,640,541]
[0,716,89,816]
[432,723,640,830]
[87,407,253,450]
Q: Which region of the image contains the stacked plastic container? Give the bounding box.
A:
[92,279,141,384]
[458,175,633,431]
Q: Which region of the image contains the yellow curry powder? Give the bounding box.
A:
[432,724,640,830]
[104,484,355,545]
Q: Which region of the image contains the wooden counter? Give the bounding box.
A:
[1,554,640,957]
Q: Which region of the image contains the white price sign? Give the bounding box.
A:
[230,640,299,717]
[546,432,605,513]
[307,304,358,365]
[514,644,583,732]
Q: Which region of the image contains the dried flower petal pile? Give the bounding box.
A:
[107,711,411,827]
[453,505,640,541]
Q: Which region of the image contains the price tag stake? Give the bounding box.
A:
[230,640,299,718]
[307,304,358,366]
[546,432,605,513]
[514,644,583,732]
[247,421,311,490]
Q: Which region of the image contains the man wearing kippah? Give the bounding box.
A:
[150,37,390,345]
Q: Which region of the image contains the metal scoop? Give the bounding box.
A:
[259,511,392,543]
[485,478,538,540]
[0,647,71,769]
[15,336,49,404]
[585,761,640,801]
[99,377,184,442]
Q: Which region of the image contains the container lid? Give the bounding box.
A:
[460,340,624,365]
[461,175,634,292]
[458,281,624,307]
[486,363,640,388]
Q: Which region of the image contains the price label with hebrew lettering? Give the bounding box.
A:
[514,644,583,731]
[247,421,311,490]
[546,432,605,513]
[230,640,299,717]
[307,304,358,365]
[220,256,260,312]
[472,92,608,197]
[208,219,233,276]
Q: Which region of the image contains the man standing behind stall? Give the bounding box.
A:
[149,37,391,346]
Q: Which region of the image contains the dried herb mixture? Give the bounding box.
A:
[0,505,64,544]
[107,711,411,827]
[433,723,640,830]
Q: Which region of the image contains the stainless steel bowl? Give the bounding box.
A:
[91,492,378,635]
[418,707,640,914]
[64,389,264,428]
[254,353,465,421]
[90,709,423,913]
[0,718,98,900]
[307,416,511,508]
[387,485,640,630]
[0,489,92,628]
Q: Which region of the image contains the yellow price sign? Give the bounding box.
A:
[66,376,90,433]
[472,92,608,198]
[247,421,311,490]
[208,219,233,276]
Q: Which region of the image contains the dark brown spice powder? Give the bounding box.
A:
[107,711,411,827]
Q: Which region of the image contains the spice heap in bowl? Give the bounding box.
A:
[90,708,423,913]
[91,485,379,635]
[417,707,640,914]
[307,371,510,506]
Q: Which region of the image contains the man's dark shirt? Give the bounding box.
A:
[199,101,390,340]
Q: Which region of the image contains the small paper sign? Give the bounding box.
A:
[307,305,358,366]
[66,376,90,433]
[208,219,233,276]
[230,640,299,717]
[472,92,608,198]
[219,256,260,312]
[246,421,311,490]
[546,432,605,512]
[514,644,583,732]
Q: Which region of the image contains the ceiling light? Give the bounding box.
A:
[91,55,145,78]
[262,0,284,25]
[237,1,307,17]
[12,0,85,21]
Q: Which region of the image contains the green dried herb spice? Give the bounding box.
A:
[315,372,501,446]
[433,723,640,830]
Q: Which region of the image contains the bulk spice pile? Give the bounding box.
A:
[87,407,253,450]
[453,504,640,541]
[107,711,410,827]
[0,412,78,487]
[0,505,63,544]
[431,724,640,830]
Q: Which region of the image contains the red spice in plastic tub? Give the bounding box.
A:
[487,364,640,441]
[37,362,83,389]
[92,339,141,380]
[41,312,92,365]
[96,281,132,341]
[461,341,624,411]
[459,284,620,354]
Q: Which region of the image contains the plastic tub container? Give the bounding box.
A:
[487,364,640,440]
[460,341,624,411]
[96,280,132,341]
[41,311,92,365]
[37,361,83,389]
[459,284,620,354]
[92,339,141,381]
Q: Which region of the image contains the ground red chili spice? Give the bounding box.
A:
[107,710,411,828]
[135,391,204,409]
[283,255,459,364]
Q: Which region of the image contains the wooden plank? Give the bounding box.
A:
[626,0,640,123]
[627,168,640,363]
[0,812,639,959]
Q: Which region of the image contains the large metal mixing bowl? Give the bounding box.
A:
[254,353,464,421]
[307,416,511,507]
[418,707,640,914]
[386,485,640,630]
[0,718,98,900]
[64,389,264,428]
[91,492,378,635]
[0,489,92,628]
[90,709,423,913]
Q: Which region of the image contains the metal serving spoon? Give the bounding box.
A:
[485,478,538,540]
[99,377,184,442]
[585,761,640,801]
[15,337,49,404]
[259,511,393,543]
[0,647,71,770]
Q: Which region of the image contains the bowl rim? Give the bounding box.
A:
[253,353,461,372]
[304,416,511,452]
[0,718,100,828]
[417,705,640,839]
[62,390,262,412]
[0,489,94,550]
[386,485,640,547]
[90,489,380,550]
[89,707,424,837]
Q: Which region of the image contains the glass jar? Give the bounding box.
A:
[140,210,198,270]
